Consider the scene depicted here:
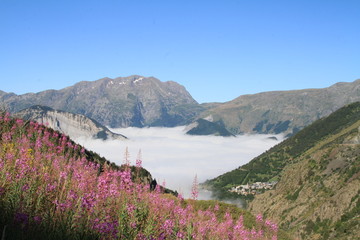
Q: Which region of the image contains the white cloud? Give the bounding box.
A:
[75,127,284,199]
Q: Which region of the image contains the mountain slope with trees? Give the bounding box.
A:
[204,102,360,239]
[250,103,360,239]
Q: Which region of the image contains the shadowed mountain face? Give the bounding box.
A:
[185,118,235,137]
[1,75,202,128]
[1,76,360,135]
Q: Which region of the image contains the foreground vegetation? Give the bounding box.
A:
[0,112,281,239]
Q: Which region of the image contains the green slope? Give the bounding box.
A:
[204,101,360,199]
[249,106,360,239]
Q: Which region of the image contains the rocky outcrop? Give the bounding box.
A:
[14,105,127,140]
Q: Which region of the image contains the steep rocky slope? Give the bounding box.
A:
[205,102,360,239]
[14,105,127,140]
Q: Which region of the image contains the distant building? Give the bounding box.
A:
[229,181,278,195]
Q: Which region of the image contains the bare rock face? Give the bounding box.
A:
[14,105,127,141]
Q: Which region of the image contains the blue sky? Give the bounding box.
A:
[0,0,359,103]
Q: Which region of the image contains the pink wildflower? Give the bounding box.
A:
[191,174,199,200]
[21,184,30,192]
[0,187,5,196]
[162,219,174,236]
[136,149,142,168]
[33,216,42,224]
[256,214,263,223]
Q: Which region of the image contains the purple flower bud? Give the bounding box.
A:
[0,187,5,196]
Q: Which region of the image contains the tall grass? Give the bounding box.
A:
[0,112,278,239]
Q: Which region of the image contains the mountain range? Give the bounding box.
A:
[1,76,360,137]
[1,75,202,128]
[198,79,360,136]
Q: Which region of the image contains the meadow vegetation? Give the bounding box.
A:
[0,112,280,239]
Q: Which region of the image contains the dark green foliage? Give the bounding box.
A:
[304,207,360,240]
[331,197,360,238]
[304,218,332,240]
[343,155,360,181]
[285,186,303,201]
[0,219,100,240]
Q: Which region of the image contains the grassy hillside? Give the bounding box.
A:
[250,108,360,239]
[204,102,360,200]
[0,112,285,239]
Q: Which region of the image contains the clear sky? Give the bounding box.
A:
[0,0,359,103]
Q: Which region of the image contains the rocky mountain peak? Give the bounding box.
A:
[2,76,202,128]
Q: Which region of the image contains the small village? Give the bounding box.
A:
[229,181,278,196]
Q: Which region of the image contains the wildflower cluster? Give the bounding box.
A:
[0,112,279,239]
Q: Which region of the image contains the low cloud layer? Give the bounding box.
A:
[75,127,284,198]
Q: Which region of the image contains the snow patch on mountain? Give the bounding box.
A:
[133,77,144,83]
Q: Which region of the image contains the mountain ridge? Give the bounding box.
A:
[1,76,360,136]
[198,79,360,135]
[1,75,202,128]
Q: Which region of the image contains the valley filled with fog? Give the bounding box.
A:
[75,127,284,199]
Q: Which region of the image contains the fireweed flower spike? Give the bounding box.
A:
[191,174,199,200]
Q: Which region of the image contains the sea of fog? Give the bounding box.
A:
[75,127,284,199]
